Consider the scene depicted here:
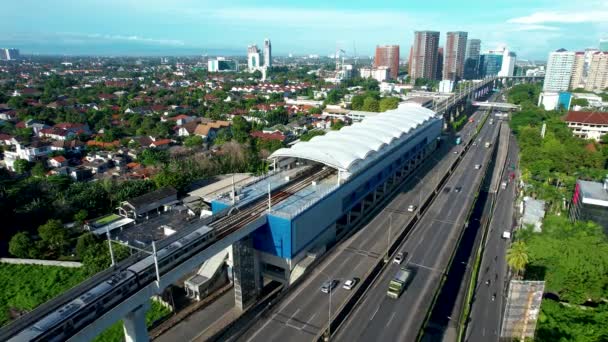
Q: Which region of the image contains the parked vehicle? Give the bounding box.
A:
[407,204,417,212]
[393,252,405,265]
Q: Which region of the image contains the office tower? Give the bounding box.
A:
[436,47,444,80]
[374,45,400,79]
[498,49,517,77]
[479,51,503,77]
[443,31,468,80]
[264,39,272,68]
[543,49,576,92]
[208,57,239,72]
[464,39,481,79]
[570,52,585,89]
[585,52,608,91]
[600,39,608,52]
[408,45,413,76]
[410,31,440,81]
[0,48,19,61]
[247,45,261,72]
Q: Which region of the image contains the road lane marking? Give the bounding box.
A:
[386,312,396,328]
[285,309,303,330]
[370,304,381,321]
[190,309,234,342]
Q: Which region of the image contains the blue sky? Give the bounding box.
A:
[1,0,607,59]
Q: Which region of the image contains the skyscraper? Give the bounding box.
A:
[374,45,400,79]
[570,52,585,89]
[443,31,468,80]
[410,31,440,81]
[585,52,608,91]
[464,39,481,79]
[436,47,444,80]
[0,48,19,61]
[498,49,516,77]
[247,45,261,72]
[479,52,503,77]
[543,49,576,92]
[264,39,272,68]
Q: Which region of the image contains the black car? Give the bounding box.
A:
[454,187,462,193]
[321,280,339,293]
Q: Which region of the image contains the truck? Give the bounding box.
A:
[484,141,491,148]
[387,267,412,299]
[455,136,462,145]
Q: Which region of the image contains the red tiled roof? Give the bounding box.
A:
[564,111,608,125]
[151,139,172,146]
[52,155,67,163]
[250,131,286,142]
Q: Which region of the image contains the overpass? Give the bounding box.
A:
[472,101,521,110]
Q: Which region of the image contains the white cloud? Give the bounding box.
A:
[508,11,608,24]
[508,24,560,32]
[85,33,185,46]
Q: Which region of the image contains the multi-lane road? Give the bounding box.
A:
[465,130,519,342]
[240,108,491,342]
[334,111,500,342]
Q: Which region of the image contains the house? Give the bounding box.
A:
[0,133,17,146]
[3,140,53,171]
[118,187,178,219]
[150,139,172,149]
[48,155,68,168]
[250,130,287,142]
[70,167,93,181]
[564,111,608,141]
[176,121,199,137]
[39,127,73,141]
[162,114,195,126]
[52,139,84,152]
[194,121,231,141]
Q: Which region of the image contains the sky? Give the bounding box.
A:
[1,0,607,60]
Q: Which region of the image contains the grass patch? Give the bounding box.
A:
[0,264,88,326]
[93,214,122,226]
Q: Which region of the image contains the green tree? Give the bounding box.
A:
[184,135,204,148]
[362,97,380,112]
[570,98,589,107]
[507,241,529,279]
[379,97,400,112]
[325,89,342,104]
[231,116,251,143]
[73,209,88,225]
[8,232,32,258]
[351,95,365,110]
[31,162,46,178]
[331,120,345,130]
[38,219,68,253]
[13,159,30,174]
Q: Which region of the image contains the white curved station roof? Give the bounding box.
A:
[270,104,438,176]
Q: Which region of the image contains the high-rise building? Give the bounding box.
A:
[585,52,608,91]
[0,48,19,61]
[498,49,517,77]
[436,47,444,80]
[479,52,503,77]
[410,31,440,81]
[408,45,413,76]
[600,39,608,52]
[570,52,585,89]
[264,39,272,68]
[247,45,261,72]
[374,45,400,79]
[543,49,576,92]
[443,31,468,80]
[464,39,481,79]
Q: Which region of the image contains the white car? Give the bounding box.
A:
[475,164,481,170]
[343,278,360,290]
[393,252,405,264]
[407,204,416,212]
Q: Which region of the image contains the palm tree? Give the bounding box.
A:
[507,241,529,279]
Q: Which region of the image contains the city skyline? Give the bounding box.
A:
[1,0,607,59]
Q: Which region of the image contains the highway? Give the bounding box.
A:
[239,109,488,342]
[465,131,519,341]
[333,110,500,342]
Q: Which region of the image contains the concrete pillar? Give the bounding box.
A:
[233,235,259,311]
[123,303,150,342]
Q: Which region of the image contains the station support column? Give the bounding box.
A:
[233,235,260,311]
[123,303,150,342]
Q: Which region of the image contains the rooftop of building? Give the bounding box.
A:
[269,103,437,176]
[578,179,608,207]
[123,187,177,209]
[564,111,608,125]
